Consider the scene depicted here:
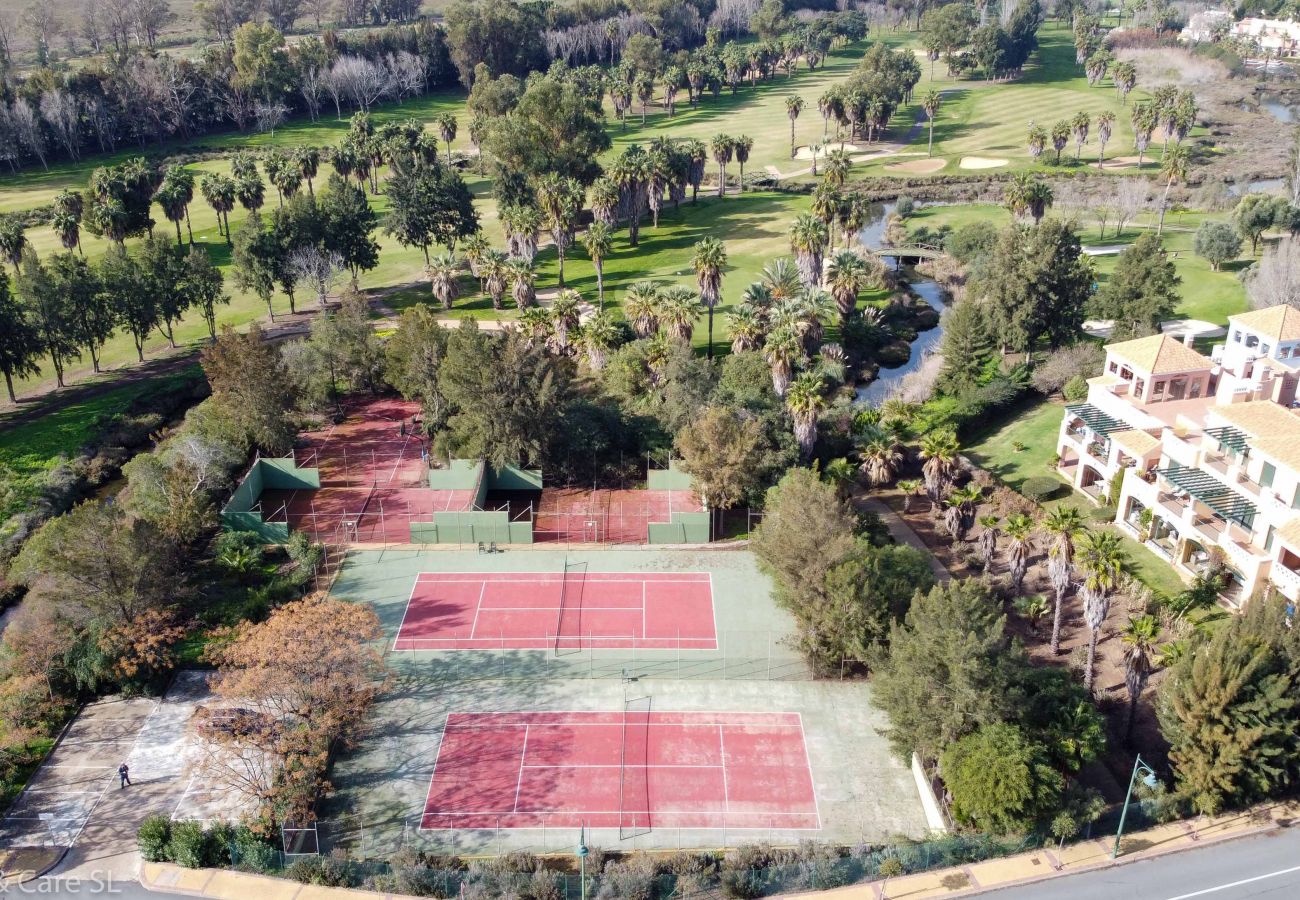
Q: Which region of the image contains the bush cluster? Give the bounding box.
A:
[137,816,274,871]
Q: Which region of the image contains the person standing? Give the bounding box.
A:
[118,762,131,789]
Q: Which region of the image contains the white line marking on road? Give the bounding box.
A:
[1165,864,1300,900]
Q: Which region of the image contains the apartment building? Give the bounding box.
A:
[1056,305,1300,606]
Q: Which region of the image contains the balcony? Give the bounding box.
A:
[1271,561,1300,601]
[1086,441,1110,463]
[1201,452,1263,499]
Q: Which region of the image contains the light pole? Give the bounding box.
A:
[1112,754,1159,858]
[576,824,589,900]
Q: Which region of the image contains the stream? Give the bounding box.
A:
[852,201,950,404]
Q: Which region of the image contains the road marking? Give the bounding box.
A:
[1165,863,1300,899]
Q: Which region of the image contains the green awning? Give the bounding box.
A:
[1154,462,1257,529]
[1065,404,1126,438]
[1205,426,1248,454]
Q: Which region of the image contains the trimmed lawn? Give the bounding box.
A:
[904,203,1249,326]
[967,395,1189,598]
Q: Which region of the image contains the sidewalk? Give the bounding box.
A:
[139,802,1297,900]
[860,498,952,582]
[784,800,1295,899]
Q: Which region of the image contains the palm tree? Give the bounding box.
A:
[922,90,941,157]
[658,286,699,342]
[919,430,961,500]
[1051,120,1070,165]
[425,253,460,310]
[762,258,803,301]
[636,74,655,125]
[789,213,829,290]
[823,149,851,188]
[1121,614,1160,742]
[157,166,195,245]
[1078,529,1127,693]
[692,236,727,359]
[583,223,613,309]
[945,484,984,542]
[711,134,734,198]
[733,135,754,192]
[548,289,582,354]
[437,112,458,166]
[51,209,81,253]
[1027,123,1048,162]
[590,177,620,227]
[728,306,765,353]
[811,183,843,247]
[200,173,236,245]
[825,250,867,327]
[578,312,620,371]
[293,146,320,197]
[858,426,903,486]
[1096,111,1115,168]
[685,139,708,202]
[1004,513,1035,593]
[763,325,803,397]
[786,96,805,158]
[897,479,922,513]
[519,306,552,347]
[481,251,508,310]
[624,280,662,337]
[1071,111,1091,162]
[235,174,265,216]
[978,515,1001,573]
[1042,506,1085,655]
[506,257,536,309]
[1003,173,1054,225]
[1157,145,1189,235]
[786,372,827,459]
[797,289,835,350]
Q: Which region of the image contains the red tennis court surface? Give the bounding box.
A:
[421,711,820,830]
[295,396,429,488]
[393,572,717,650]
[259,485,476,543]
[533,488,705,543]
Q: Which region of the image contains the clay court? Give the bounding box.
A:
[420,711,818,831]
[394,571,717,651]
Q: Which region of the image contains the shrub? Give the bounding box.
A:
[285,854,355,887]
[895,196,915,217]
[1062,375,1089,402]
[138,815,172,862]
[1021,476,1061,502]
[231,826,279,873]
[166,820,210,869]
[1031,343,1104,396]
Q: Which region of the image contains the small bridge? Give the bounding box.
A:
[874,244,945,260]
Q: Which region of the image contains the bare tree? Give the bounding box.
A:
[299,66,324,121]
[261,0,301,32]
[80,0,104,53]
[100,0,134,52]
[85,96,117,153]
[255,100,288,134]
[1247,238,1300,310]
[386,50,426,101]
[288,246,345,308]
[40,90,80,160]
[20,0,60,56]
[302,0,330,29]
[10,100,47,170]
[0,105,19,172]
[1113,178,1149,237]
[130,0,173,48]
[329,55,390,112]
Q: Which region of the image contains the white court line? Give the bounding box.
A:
[518,763,725,770]
[719,725,730,817]
[642,581,647,642]
[511,726,530,813]
[1165,864,1300,900]
[467,581,487,639]
[795,712,823,830]
[390,576,424,652]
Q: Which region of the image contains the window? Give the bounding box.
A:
[1263,343,1272,356]
[1135,378,1146,396]
[1190,379,1203,399]
[1262,461,1277,488]
[1292,485,1300,509]
[1152,380,1166,397]
[1282,347,1293,359]
[1247,334,1260,349]
[1266,525,1276,552]
[1109,361,1118,373]
[1234,330,1243,343]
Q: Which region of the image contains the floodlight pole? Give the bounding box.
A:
[1113,754,1158,858]
[577,824,589,900]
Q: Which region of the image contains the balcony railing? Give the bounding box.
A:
[1270,562,1300,600]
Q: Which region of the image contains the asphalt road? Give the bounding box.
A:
[0,877,165,897]
[985,826,1300,899]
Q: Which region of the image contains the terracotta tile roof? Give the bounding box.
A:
[1106,334,1213,376]
[1274,517,1300,550]
[1228,305,1300,343]
[1208,401,1300,439]
[1110,429,1161,458]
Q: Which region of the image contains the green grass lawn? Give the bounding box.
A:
[904,203,1249,326]
[966,395,1190,597]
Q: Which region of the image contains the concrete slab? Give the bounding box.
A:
[1053,837,1110,869]
[967,852,1052,884]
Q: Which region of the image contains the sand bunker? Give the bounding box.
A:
[884,157,948,174]
[959,156,1009,170]
[794,142,870,160]
[1090,155,1145,169]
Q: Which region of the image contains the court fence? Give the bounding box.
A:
[385,631,867,682]
[229,827,1048,899]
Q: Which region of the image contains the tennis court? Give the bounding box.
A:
[532,488,706,543]
[297,396,429,489]
[420,710,819,831]
[260,485,478,543]
[393,571,717,651]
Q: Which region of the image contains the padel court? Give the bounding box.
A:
[393,571,717,651]
[420,711,820,831]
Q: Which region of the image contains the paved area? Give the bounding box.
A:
[0,672,241,882]
[860,498,952,582]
